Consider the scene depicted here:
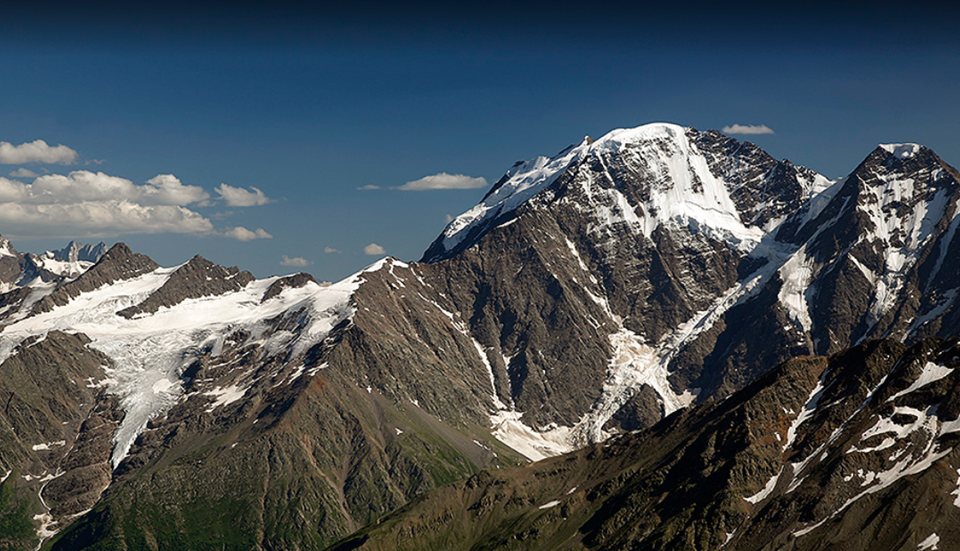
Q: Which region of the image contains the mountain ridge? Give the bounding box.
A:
[1,122,959,549]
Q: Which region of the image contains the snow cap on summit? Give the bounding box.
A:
[879,143,923,160]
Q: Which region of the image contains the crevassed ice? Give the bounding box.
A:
[0,257,393,467]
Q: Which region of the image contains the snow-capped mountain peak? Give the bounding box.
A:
[424,122,827,262]
[879,142,923,160]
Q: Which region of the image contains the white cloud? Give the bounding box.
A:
[357,184,381,190]
[16,171,208,206]
[223,227,273,241]
[0,139,78,164]
[0,172,218,238]
[721,124,775,135]
[444,214,454,223]
[364,243,386,255]
[0,200,214,236]
[0,165,271,240]
[215,183,271,207]
[8,168,38,179]
[324,247,341,254]
[397,172,488,191]
[280,255,312,267]
[144,174,211,205]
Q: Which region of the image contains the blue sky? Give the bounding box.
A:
[2,3,959,280]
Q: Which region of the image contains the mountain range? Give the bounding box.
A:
[1,123,959,550]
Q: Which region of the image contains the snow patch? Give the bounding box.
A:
[744,467,782,504]
[784,374,827,451]
[538,500,561,510]
[31,441,66,451]
[778,245,815,331]
[918,533,940,551]
[951,468,960,508]
[204,384,247,413]
[490,410,574,462]
[887,362,954,402]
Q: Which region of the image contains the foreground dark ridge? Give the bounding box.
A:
[329,335,960,551]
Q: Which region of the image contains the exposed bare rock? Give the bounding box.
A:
[117,255,254,318]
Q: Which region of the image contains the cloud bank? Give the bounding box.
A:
[0,171,213,237]
[364,243,386,255]
[397,172,488,191]
[0,168,272,240]
[0,140,78,164]
[721,124,775,135]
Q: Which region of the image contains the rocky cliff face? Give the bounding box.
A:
[330,335,960,551]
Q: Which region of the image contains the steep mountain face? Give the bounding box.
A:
[414,124,960,455]
[775,144,960,353]
[416,124,836,453]
[1,122,959,550]
[329,335,960,551]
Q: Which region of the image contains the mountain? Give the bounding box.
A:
[0,122,959,549]
[328,335,960,551]
[0,249,526,550]
[0,238,107,291]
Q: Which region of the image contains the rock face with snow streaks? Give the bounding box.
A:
[330,335,960,551]
[417,125,960,451]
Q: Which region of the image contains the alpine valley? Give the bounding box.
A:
[1,123,960,550]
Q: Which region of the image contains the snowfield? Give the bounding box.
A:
[0,258,392,467]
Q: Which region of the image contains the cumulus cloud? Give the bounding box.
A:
[223,227,273,241]
[721,124,775,135]
[0,140,78,164]
[280,255,312,267]
[145,174,211,205]
[9,168,38,179]
[397,172,488,191]
[0,169,273,240]
[324,247,341,254]
[216,183,271,207]
[9,171,209,206]
[0,172,216,237]
[0,196,214,236]
[364,243,386,255]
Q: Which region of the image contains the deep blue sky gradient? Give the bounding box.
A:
[2,3,959,279]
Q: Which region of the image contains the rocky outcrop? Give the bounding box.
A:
[117,255,254,318]
[262,272,318,302]
[33,243,159,313]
